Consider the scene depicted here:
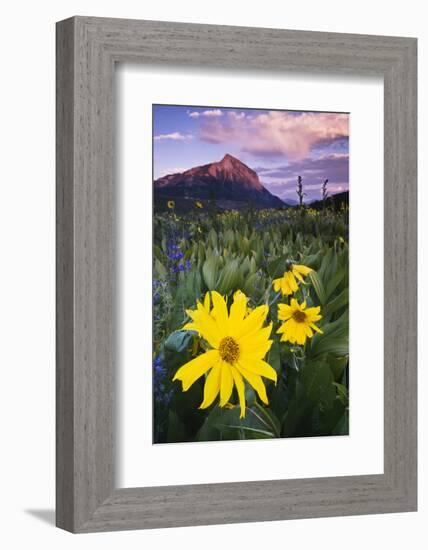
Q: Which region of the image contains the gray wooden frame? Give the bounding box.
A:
[56,16,417,533]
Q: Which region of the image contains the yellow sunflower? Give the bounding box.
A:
[272,263,313,296]
[195,200,204,209]
[167,200,175,209]
[277,298,323,345]
[173,291,276,418]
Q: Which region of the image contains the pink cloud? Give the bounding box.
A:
[199,111,349,160]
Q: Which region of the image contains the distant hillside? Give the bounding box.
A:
[308,191,349,211]
[154,154,284,210]
[282,198,299,207]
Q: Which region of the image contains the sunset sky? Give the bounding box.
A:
[153,104,349,202]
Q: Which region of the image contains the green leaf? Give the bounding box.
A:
[333,382,349,406]
[242,272,259,296]
[253,403,281,437]
[309,271,327,305]
[154,258,167,278]
[267,341,281,374]
[164,331,193,353]
[323,288,349,316]
[267,255,288,279]
[202,255,220,290]
[217,260,240,294]
[167,410,188,443]
[300,360,336,410]
[309,313,349,358]
[281,379,313,437]
[153,245,165,263]
[310,336,348,358]
[325,265,347,299]
[332,412,349,435]
[208,228,218,249]
[223,425,275,438]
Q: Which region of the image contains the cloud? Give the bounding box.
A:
[154,132,193,141]
[257,153,349,201]
[259,153,349,184]
[199,111,349,160]
[188,109,223,118]
[228,111,246,121]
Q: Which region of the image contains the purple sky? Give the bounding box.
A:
[153,105,349,202]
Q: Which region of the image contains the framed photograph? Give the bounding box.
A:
[56,17,417,532]
[151,103,350,446]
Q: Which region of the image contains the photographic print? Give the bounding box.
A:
[152,104,349,444]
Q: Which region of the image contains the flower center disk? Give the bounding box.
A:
[292,310,307,323]
[219,336,240,364]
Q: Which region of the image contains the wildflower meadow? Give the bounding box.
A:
[153,204,349,443]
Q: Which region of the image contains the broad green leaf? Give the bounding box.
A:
[309,271,327,305]
[154,258,167,278]
[153,245,165,263]
[324,288,349,316]
[202,255,220,290]
[223,425,275,438]
[217,260,240,294]
[164,331,193,353]
[300,360,336,410]
[167,410,188,443]
[333,382,349,406]
[267,255,288,279]
[332,412,349,435]
[325,265,347,299]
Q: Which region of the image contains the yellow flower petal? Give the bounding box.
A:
[293,270,305,283]
[232,304,268,339]
[210,291,229,331]
[229,291,247,325]
[278,303,292,321]
[188,306,223,347]
[286,271,299,293]
[293,264,313,276]
[310,323,323,334]
[239,355,277,383]
[199,363,222,409]
[203,292,211,311]
[173,350,220,390]
[219,362,234,406]
[231,366,246,418]
[239,323,272,354]
[237,364,269,405]
[272,278,282,292]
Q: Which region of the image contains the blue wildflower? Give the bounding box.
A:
[153,355,172,406]
[153,278,161,304]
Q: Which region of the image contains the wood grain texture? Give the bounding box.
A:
[56,16,417,533]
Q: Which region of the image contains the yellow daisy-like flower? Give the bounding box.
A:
[277,298,323,345]
[272,263,313,296]
[167,200,175,209]
[195,200,204,209]
[173,291,276,418]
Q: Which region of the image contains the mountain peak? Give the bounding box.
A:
[218,153,245,170]
[154,154,284,210]
[220,153,239,163]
